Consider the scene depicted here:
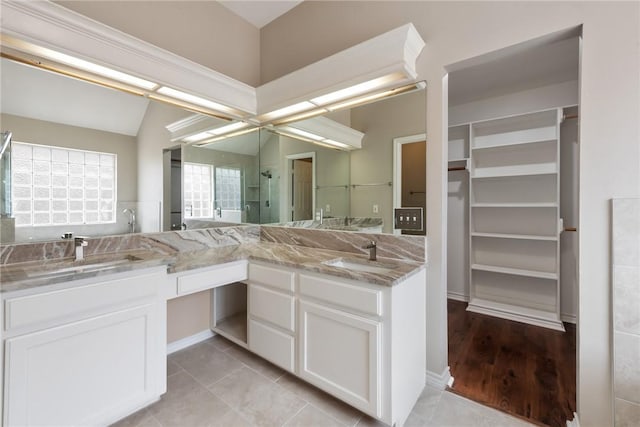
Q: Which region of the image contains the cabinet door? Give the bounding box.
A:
[4,303,163,427]
[298,300,381,417]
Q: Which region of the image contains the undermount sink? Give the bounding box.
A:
[26,254,144,278]
[322,257,398,274]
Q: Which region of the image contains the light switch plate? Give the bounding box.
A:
[394,207,423,231]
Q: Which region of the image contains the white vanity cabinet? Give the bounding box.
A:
[2,267,167,427]
[297,269,426,427]
[247,263,296,372]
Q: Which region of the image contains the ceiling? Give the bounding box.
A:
[448,37,579,106]
[1,58,150,136]
[218,1,302,29]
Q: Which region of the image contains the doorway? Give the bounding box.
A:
[286,152,315,221]
[393,134,426,235]
[444,29,580,427]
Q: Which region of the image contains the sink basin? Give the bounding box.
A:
[323,257,398,274]
[26,254,144,278]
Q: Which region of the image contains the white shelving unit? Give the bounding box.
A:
[467,108,565,331]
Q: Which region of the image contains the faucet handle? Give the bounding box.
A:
[363,240,376,249]
[74,236,89,246]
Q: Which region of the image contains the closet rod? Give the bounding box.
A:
[563,114,579,120]
[316,185,349,189]
[564,227,577,232]
[351,182,392,188]
[409,190,425,195]
[448,166,467,172]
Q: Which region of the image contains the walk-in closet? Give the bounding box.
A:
[446,28,580,427]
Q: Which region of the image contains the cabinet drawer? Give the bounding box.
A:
[249,284,295,332]
[299,274,382,316]
[249,319,294,372]
[4,269,163,333]
[248,263,295,292]
[177,261,247,296]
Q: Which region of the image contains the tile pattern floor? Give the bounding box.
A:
[113,336,535,427]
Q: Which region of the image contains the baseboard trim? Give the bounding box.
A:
[425,366,452,390]
[167,329,215,355]
[566,412,580,427]
[447,291,469,302]
[561,313,577,324]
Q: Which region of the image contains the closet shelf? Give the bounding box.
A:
[467,298,564,331]
[471,202,558,208]
[471,232,557,241]
[471,138,557,151]
[471,263,558,280]
[471,170,557,180]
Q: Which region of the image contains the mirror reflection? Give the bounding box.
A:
[0,53,426,244]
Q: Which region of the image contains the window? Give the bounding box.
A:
[183,163,213,218]
[11,142,116,227]
[215,167,242,210]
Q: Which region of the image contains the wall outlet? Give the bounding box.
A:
[325,204,331,213]
[372,204,379,214]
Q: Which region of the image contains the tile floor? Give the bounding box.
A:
[113,336,534,427]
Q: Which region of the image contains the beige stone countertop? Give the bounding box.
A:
[169,242,425,286]
[1,242,425,294]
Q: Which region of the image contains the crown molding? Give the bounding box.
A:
[256,23,426,115]
[284,116,365,149]
[0,0,257,115]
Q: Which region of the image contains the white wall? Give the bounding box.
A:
[261,3,640,425]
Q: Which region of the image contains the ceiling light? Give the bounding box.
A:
[327,81,426,112]
[181,121,250,143]
[278,126,325,141]
[156,86,241,116]
[310,72,406,106]
[194,127,259,147]
[183,131,214,143]
[258,101,316,122]
[323,139,351,149]
[3,37,159,91]
[208,121,249,135]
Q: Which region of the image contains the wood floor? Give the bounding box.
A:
[447,299,576,427]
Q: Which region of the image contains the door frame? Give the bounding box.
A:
[392,134,426,235]
[285,152,316,221]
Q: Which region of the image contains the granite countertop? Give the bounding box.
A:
[0,242,425,294]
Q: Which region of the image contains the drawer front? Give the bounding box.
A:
[177,261,247,296]
[299,274,382,316]
[249,284,295,332]
[5,269,163,333]
[248,263,295,293]
[249,319,294,372]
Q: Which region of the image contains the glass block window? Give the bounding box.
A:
[11,142,116,227]
[183,163,213,218]
[215,167,242,210]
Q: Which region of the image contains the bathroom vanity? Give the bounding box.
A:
[0,227,426,427]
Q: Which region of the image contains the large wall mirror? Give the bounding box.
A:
[0,51,426,244]
[181,86,427,235]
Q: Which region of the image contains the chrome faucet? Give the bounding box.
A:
[363,241,377,261]
[74,236,88,261]
[123,208,136,233]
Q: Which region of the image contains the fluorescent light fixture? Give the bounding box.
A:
[323,139,350,149]
[209,121,249,135]
[310,72,406,106]
[279,126,325,141]
[258,101,315,122]
[327,81,425,112]
[157,86,239,115]
[182,121,250,143]
[183,131,214,143]
[10,40,159,91]
[194,127,259,147]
